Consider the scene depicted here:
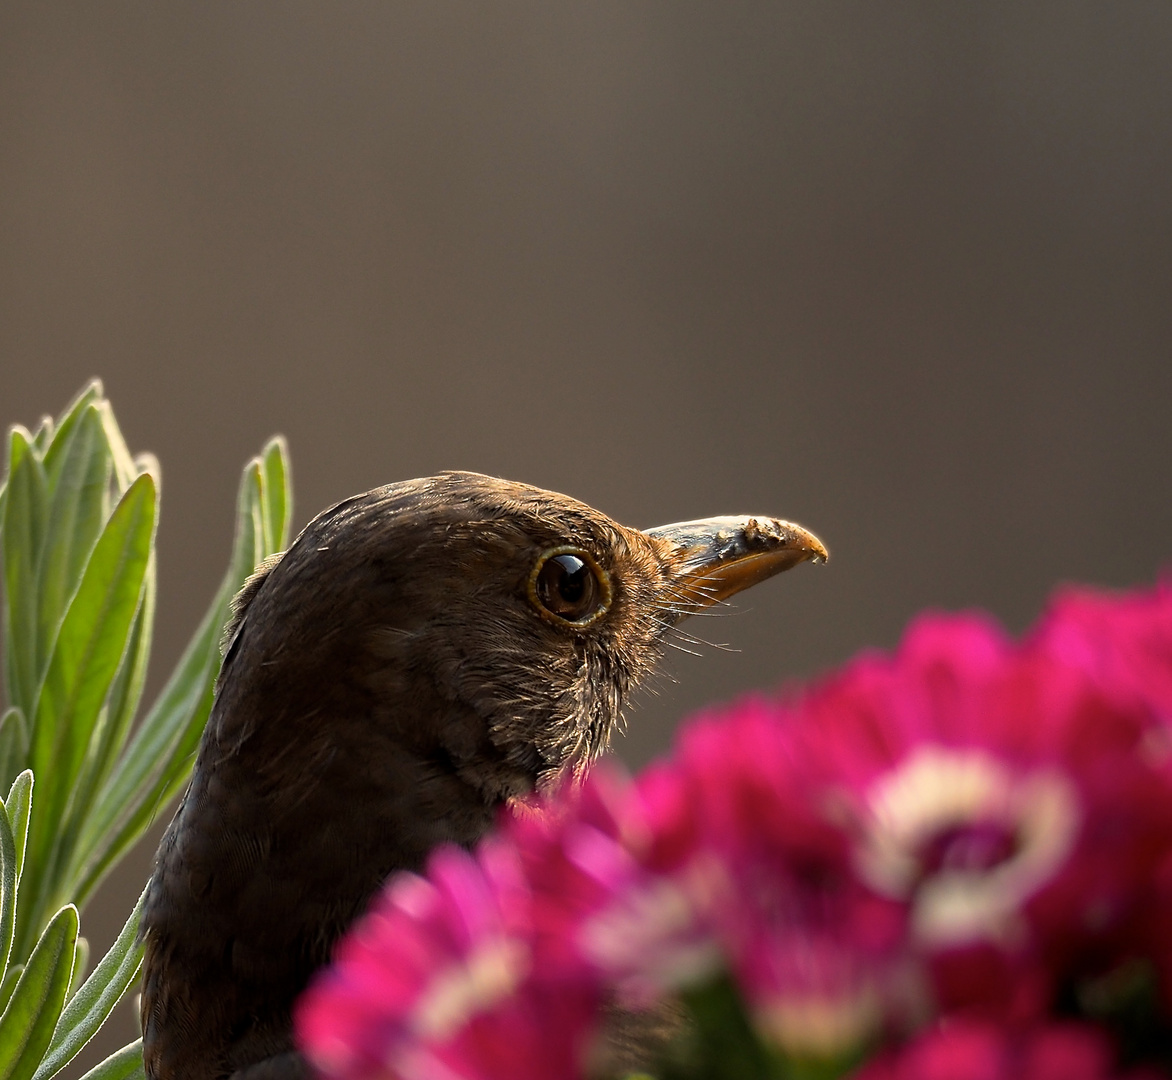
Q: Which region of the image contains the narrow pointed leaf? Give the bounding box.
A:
[3,428,48,720]
[32,891,144,1080]
[92,402,137,496]
[5,773,32,888]
[233,461,266,580]
[0,803,15,976]
[36,407,112,677]
[260,436,292,551]
[40,384,103,489]
[0,904,78,1080]
[74,1040,142,1080]
[0,712,28,800]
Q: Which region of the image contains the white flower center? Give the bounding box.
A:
[856,745,1080,945]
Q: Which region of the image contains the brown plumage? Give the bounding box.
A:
[140,472,826,1080]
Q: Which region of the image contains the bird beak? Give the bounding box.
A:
[645,515,828,615]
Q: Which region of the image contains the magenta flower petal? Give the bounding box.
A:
[296,838,601,1080]
[505,764,728,1005]
[1033,580,1172,731]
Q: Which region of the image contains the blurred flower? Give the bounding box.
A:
[1032,580,1172,734]
[781,612,1172,1017]
[636,703,906,1056]
[853,1018,1165,1080]
[1029,580,1172,1014]
[507,764,725,1002]
[296,839,599,1080]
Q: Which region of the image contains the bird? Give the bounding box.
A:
[140,471,827,1080]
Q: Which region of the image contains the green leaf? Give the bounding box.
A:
[40,384,103,490]
[68,440,290,905]
[97,553,155,776]
[5,773,32,889]
[0,712,28,799]
[3,428,48,720]
[0,905,78,1080]
[81,550,155,801]
[32,890,144,1080]
[30,472,157,779]
[92,402,138,497]
[62,549,157,878]
[29,422,52,457]
[237,460,266,574]
[66,937,88,1000]
[21,475,156,951]
[260,436,292,551]
[36,406,113,679]
[74,1040,142,1080]
[0,801,16,977]
[0,968,22,1016]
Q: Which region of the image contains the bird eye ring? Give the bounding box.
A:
[528,547,612,627]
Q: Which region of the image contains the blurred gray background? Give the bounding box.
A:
[2,2,1170,1071]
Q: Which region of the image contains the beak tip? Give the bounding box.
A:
[755,517,829,566]
[646,514,828,612]
[806,535,830,565]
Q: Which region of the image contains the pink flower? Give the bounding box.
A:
[1029,580,1172,1010]
[773,611,1172,1017]
[505,764,725,1001]
[635,704,907,1055]
[295,839,599,1080]
[518,714,905,1058]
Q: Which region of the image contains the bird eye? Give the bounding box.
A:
[528,547,612,626]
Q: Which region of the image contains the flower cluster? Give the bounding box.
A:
[296,580,1172,1079]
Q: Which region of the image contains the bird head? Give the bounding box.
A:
[218,471,827,802]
